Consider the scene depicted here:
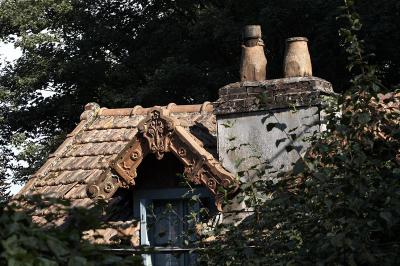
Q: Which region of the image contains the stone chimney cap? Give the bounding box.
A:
[286,37,309,42]
[243,25,262,40]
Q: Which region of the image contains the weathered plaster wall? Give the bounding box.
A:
[217,106,320,183]
[214,77,334,219]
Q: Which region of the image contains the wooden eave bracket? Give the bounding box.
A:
[86,170,125,200]
[88,107,239,210]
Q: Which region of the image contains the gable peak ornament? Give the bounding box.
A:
[138,108,176,160]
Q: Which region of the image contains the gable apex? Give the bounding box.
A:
[91,106,238,210]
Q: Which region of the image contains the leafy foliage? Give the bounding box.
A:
[198,1,400,265]
[0,198,143,265]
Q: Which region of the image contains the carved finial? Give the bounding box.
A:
[240,25,267,82]
[80,102,100,120]
[200,101,212,113]
[138,108,175,160]
[283,37,313,78]
[85,102,100,111]
[167,103,176,110]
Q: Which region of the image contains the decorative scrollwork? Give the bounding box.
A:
[138,109,175,160]
[122,161,130,170]
[178,147,186,157]
[112,137,147,187]
[87,185,100,197]
[108,109,239,211]
[130,150,141,161]
[104,182,114,193]
[206,178,217,190]
[86,173,120,200]
[183,156,208,185]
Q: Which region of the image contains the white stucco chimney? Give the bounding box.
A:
[215,27,334,186]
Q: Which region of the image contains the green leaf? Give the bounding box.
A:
[46,237,70,258]
[37,257,58,266]
[357,112,371,124]
[292,160,306,175]
[379,211,393,226]
[68,256,87,266]
[234,158,245,168]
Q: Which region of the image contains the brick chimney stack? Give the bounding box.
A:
[214,28,335,219]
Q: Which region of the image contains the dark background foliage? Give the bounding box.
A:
[0,0,399,188]
[0,1,399,265]
[0,198,143,265]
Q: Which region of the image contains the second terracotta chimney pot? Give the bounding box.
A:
[283,37,312,78]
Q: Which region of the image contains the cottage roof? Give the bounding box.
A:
[16,102,238,211]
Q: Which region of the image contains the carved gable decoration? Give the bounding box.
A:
[111,107,239,210]
[137,109,176,160]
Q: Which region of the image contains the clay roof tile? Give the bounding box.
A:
[16,102,232,215]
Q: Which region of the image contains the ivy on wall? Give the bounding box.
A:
[196,0,400,264]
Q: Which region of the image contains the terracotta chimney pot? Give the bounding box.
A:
[240,25,267,82]
[283,37,312,78]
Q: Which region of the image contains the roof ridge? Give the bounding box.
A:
[94,102,213,117]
